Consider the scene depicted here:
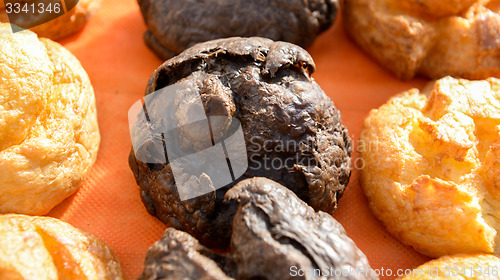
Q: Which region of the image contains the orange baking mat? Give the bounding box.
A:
[46,0,432,278]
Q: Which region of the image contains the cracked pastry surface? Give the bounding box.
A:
[0,0,102,40]
[0,214,124,280]
[343,0,500,80]
[138,178,377,280]
[0,24,100,215]
[128,37,352,250]
[399,254,500,279]
[360,76,500,257]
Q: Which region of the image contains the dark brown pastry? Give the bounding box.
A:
[137,0,339,59]
[138,178,377,280]
[128,37,352,249]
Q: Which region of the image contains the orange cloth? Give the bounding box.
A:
[47,0,431,278]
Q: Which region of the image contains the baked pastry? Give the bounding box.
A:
[137,0,339,59]
[0,0,102,40]
[360,76,500,257]
[343,0,500,80]
[0,214,124,280]
[129,37,352,249]
[0,23,100,215]
[399,254,500,279]
[138,178,377,280]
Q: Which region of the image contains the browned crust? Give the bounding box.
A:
[343,0,500,80]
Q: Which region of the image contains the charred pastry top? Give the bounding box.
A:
[138,0,339,59]
[139,178,376,280]
[129,37,352,249]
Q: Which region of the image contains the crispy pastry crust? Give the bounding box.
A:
[0,214,124,280]
[343,0,500,80]
[360,76,500,257]
[0,24,100,215]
